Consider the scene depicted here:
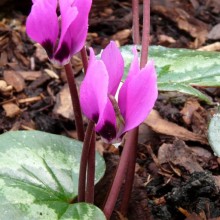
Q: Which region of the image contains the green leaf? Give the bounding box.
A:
[0,131,106,220]
[121,45,220,103]
[208,112,220,157]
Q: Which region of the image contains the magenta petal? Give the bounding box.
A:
[101,41,124,95]
[55,0,92,65]
[80,48,109,124]
[118,60,158,134]
[26,0,59,59]
[53,1,78,65]
[127,47,140,78]
[96,99,117,143]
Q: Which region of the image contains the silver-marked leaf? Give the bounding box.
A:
[121,45,220,103]
[0,131,106,220]
[208,113,220,156]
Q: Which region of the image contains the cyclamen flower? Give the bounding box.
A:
[26,0,92,66]
[80,41,158,143]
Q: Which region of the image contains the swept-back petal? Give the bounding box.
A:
[96,99,117,143]
[80,48,109,124]
[53,0,78,65]
[118,60,158,134]
[101,41,124,95]
[54,0,92,65]
[26,0,59,59]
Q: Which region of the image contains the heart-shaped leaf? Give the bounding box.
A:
[0,131,106,220]
[121,45,220,103]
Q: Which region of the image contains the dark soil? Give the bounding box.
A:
[1,0,220,219]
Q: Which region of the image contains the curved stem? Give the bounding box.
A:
[85,130,96,203]
[78,120,95,202]
[103,128,138,219]
[64,63,84,141]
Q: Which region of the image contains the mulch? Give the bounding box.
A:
[0,0,220,219]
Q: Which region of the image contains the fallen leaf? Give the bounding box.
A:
[180,99,201,125]
[144,110,208,145]
[152,0,208,46]
[53,84,73,120]
[4,70,25,92]
[158,140,204,173]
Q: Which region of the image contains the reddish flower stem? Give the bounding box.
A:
[80,46,89,73]
[85,130,96,203]
[64,63,84,141]
[140,0,150,68]
[103,128,138,219]
[132,0,140,44]
[78,120,95,202]
[119,128,138,216]
[115,0,151,217]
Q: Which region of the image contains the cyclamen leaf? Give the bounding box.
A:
[121,45,220,103]
[0,131,106,220]
[208,113,220,157]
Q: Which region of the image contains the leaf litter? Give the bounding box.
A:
[1,0,220,219]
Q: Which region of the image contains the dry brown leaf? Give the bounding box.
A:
[152,0,208,46]
[4,70,25,92]
[53,84,74,120]
[144,110,208,145]
[158,140,204,173]
[180,99,201,125]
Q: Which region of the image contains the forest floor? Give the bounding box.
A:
[0,0,220,219]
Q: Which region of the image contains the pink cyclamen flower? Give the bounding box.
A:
[80,41,158,143]
[26,0,92,66]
